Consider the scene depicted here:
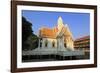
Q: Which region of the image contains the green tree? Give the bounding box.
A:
[22,17,33,50]
[25,35,39,50]
[22,16,39,50]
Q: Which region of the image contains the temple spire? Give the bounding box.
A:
[57,17,64,33]
[58,16,63,26]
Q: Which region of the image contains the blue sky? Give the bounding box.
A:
[22,10,90,39]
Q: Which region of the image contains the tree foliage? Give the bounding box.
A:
[22,16,38,50]
[22,17,33,42]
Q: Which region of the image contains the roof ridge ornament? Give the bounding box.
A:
[58,16,63,26]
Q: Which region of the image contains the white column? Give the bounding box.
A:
[68,36,70,48]
[62,36,65,48]
[42,39,45,48]
[38,38,40,48]
[60,38,61,49]
[57,38,60,49]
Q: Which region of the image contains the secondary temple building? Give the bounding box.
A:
[38,17,74,50]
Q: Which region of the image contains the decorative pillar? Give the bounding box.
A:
[62,36,65,48]
[57,38,60,49]
[42,39,44,48]
[38,38,40,49]
[59,38,61,49]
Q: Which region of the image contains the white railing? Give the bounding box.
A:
[22,48,85,56]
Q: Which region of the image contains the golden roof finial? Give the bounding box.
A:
[58,16,63,26]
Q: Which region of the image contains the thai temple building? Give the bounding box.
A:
[38,17,74,50]
[23,17,84,60]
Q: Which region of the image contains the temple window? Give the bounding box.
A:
[64,39,67,48]
[45,40,48,47]
[64,43,66,48]
[40,38,42,47]
[52,41,55,48]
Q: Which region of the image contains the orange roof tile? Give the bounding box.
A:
[39,27,57,38]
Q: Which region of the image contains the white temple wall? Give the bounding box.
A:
[64,36,74,50]
[41,38,57,48]
[40,37,74,50]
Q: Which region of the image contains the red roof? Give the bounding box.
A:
[39,27,57,38]
[75,35,90,41]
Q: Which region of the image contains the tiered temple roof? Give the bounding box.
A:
[39,17,73,39]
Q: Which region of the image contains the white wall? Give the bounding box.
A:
[0,0,99,73]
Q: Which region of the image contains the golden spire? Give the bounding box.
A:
[58,16,63,25]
